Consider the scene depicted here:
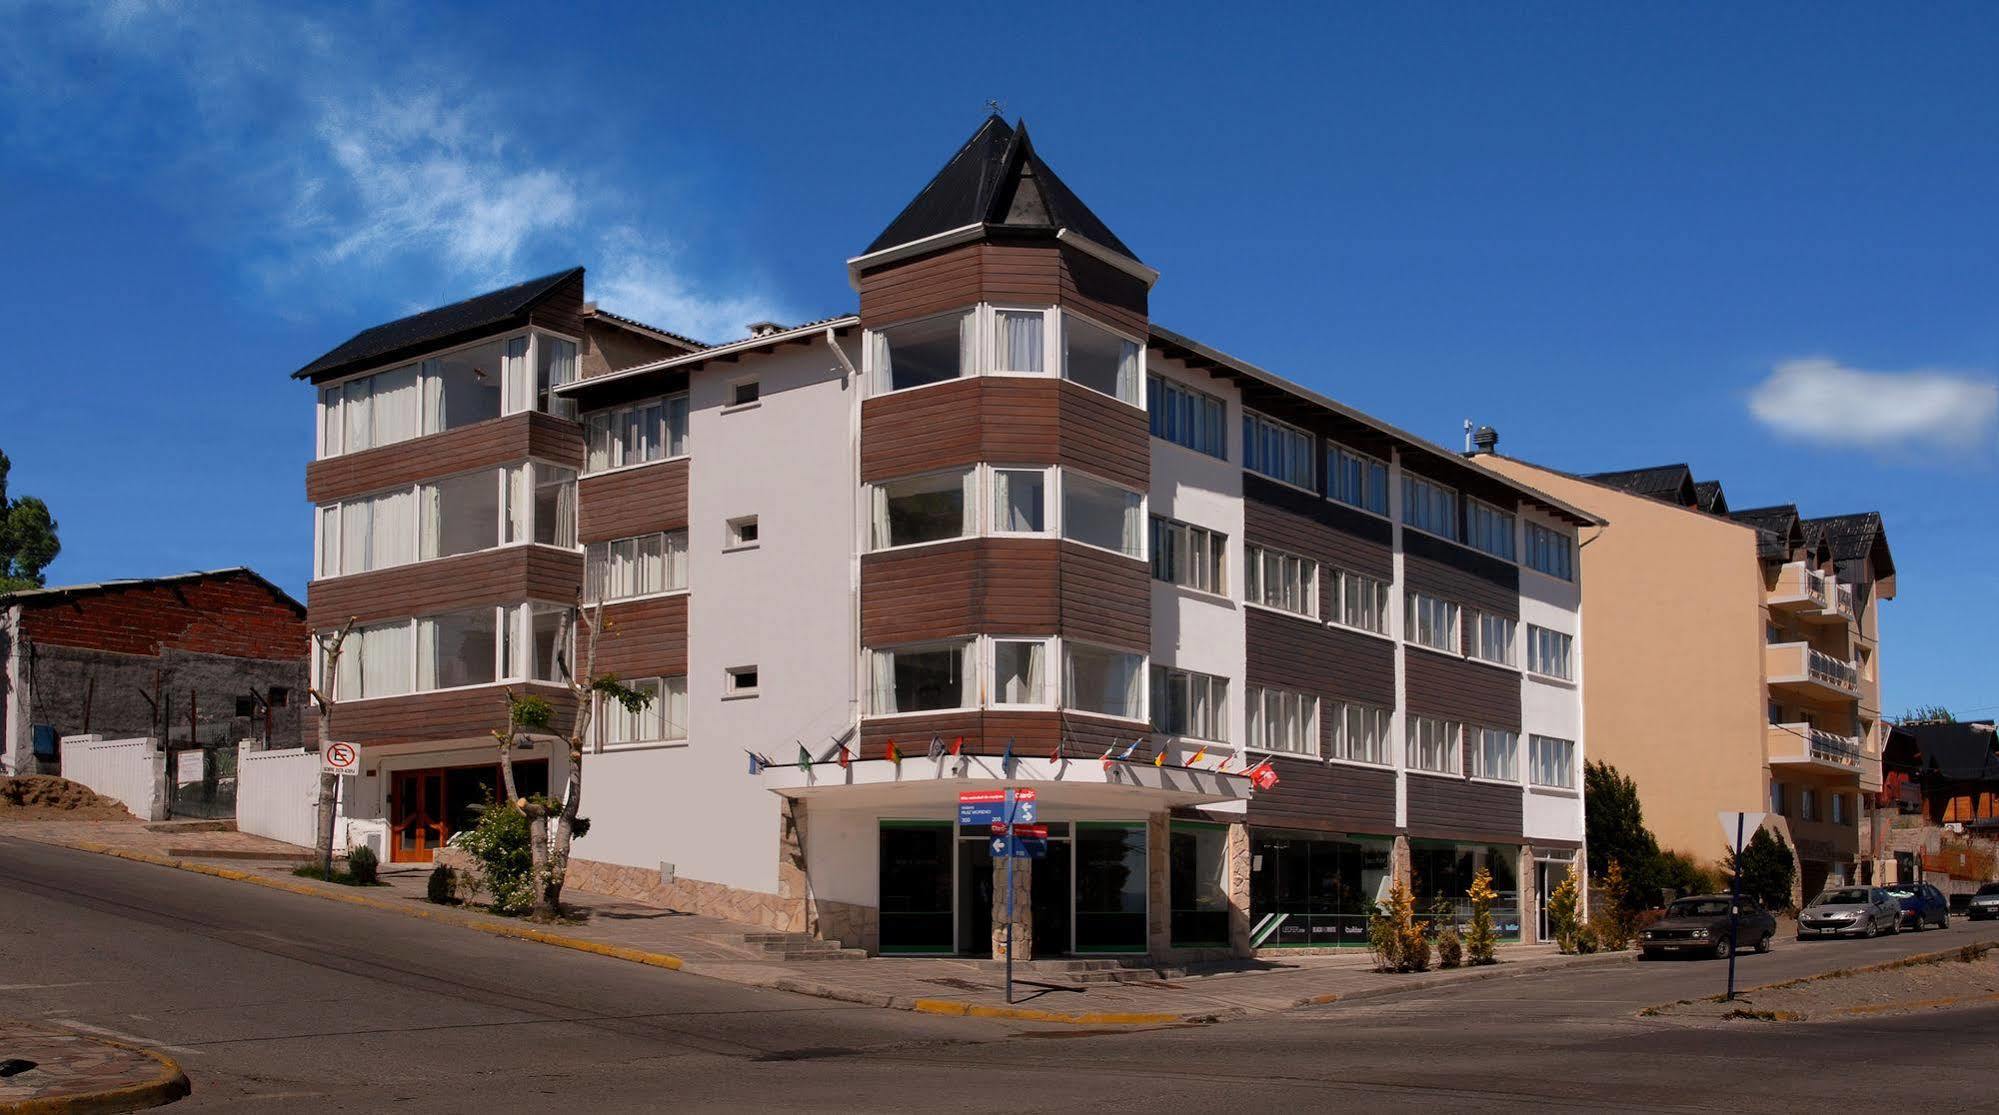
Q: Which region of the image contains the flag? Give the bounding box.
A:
[1213,752,1232,773]
[1002,738,1015,768]
[1250,760,1280,791]
[950,736,965,756]
[886,739,901,765]
[797,744,812,771]
[1152,747,1167,768]
[1118,737,1142,760]
[1189,745,1208,766]
[926,735,945,761]
[1049,738,1065,764]
[1099,745,1117,772]
[837,743,851,769]
[747,751,764,775]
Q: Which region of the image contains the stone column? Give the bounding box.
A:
[1227,822,1254,957]
[1391,834,1412,890]
[1517,843,1537,945]
[1147,813,1171,960]
[776,796,811,936]
[991,852,1032,960]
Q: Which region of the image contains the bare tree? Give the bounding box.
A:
[492,598,649,921]
[307,619,356,879]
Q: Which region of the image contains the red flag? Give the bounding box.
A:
[950,736,964,756]
[837,743,850,768]
[1250,760,1280,791]
[885,739,901,765]
[1152,747,1167,767]
[1050,739,1065,763]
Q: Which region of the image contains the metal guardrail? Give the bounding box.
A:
[1804,570,1828,606]
[1834,583,1855,617]
[1807,729,1861,766]
[1806,648,1858,690]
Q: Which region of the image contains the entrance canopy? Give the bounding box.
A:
[760,753,1251,815]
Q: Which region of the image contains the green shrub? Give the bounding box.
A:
[1436,926,1464,969]
[1547,863,1583,953]
[455,798,535,915]
[1366,900,1403,972]
[1466,867,1500,965]
[427,863,458,905]
[1650,850,1726,903]
[346,844,379,886]
[1726,828,1797,912]
[1575,924,1601,954]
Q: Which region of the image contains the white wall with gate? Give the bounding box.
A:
[58,734,167,821]
[235,744,325,848]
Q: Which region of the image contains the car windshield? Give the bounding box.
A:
[1816,888,1871,905]
[1883,886,1916,897]
[1980,884,1999,897]
[1669,899,1732,917]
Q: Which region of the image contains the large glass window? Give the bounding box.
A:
[537,335,578,419]
[1245,544,1316,617]
[1148,374,1227,459]
[991,468,1048,533]
[524,605,570,683]
[600,676,688,748]
[533,466,577,547]
[1465,498,1516,560]
[870,312,972,394]
[1328,444,1389,515]
[992,309,1046,373]
[877,822,955,954]
[1075,822,1148,952]
[323,488,417,577]
[1473,727,1519,781]
[1529,735,1576,789]
[872,470,974,549]
[420,470,501,560]
[1149,666,1228,742]
[992,639,1050,706]
[425,338,507,433]
[1526,625,1574,680]
[1243,410,1314,489]
[1402,473,1460,541]
[1150,517,1225,594]
[585,530,689,602]
[417,608,500,691]
[584,393,690,473]
[1471,611,1517,666]
[870,641,973,714]
[1250,834,1392,948]
[331,619,415,700]
[1407,717,1462,774]
[1062,473,1142,556]
[1247,685,1318,756]
[1170,823,1230,947]
[1525,522,1575,580]
[1330,701,1393,765]
[1411,843,1520,941]
[1062,314,1141,404]
[1063,643,1145,720]
[1329,568,1389,634]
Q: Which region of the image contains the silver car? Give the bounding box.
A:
[1970,883,1999,921]
[1798,885,1902,939]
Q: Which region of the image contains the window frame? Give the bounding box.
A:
[1471,726,1520,783]
[596,674,690,751]
[1405,591,1461,654]
[1147,372,1228,459]
[867,638,977,717]
[314,327,578,461]
[1061,641,1149,722]
[1528,735,1577,789]
[1400,472,1461,543]
[1245,684,1319,758]
[868,467,977,552]
[989,465,1055,537]
[1406,716,1462,775]
[582,391,691,476]
[1242,409,1316,491]
[314,458,577,581]
[724,664,761,700]
[1244,543,1318,619]
[1149,664,1230,744]
[725,515,760,551]
[1326,442,1390,517]
[865,308,976,397]
[1149,515,1228,597]
[314,598,574,705]
[1524,521,1576,581]
[1327,567,1391,637]
[1469,610,1518,667]
[1328,700,1394,767]
[1059,469,1146,559]
[1464,497,1517,561]
[990,636,1056,710]
[1059,308,1145,407]
[988,304,1055,377]
[584,528,690,604]
[1525,624,1575,681]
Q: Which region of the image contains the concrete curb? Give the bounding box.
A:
[1287,947,1639,1009]
[0,1025,191,1115]
[1640,936,1999,1020]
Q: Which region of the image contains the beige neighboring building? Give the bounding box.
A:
[1472,441,1894,899]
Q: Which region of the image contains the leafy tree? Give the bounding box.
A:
[1465,867,1500,965]
[1547,862,1583,953]
[0,450,60,592]
[1585,760,1661,910]
[1899,705,1955,725]
[1725,827,1797,911]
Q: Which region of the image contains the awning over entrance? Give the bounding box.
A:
[759,753,1252,814]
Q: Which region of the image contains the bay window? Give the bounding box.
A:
[318,489,416,578]
[870,640,974,714]
[420,470,502,560]
[1465,498,1515,560]
[1062,472,1142,556]
[600,676,688,749]
[417,608,500,690]
[1473,727,1519,781]
[1407,717,1461,774]
[1329,568,1389,634]
[1063,643,1145,720]
[1246,685,1318,756]
[1406,592,1460,653]
[1062,313,1142,404]
[584,393,690,473]
[1150,517,1226,594]
[1529,735,1576,789]
[521,604,571,683]
[585,530,689,602]
[1245,544,1316,616]
[991,468,1048,533]
[321,602,571,701]
[870,311,972,394]
[533,465,577,547]
[1330,701,1393,765]
[992,639,1051,706]
[1402,473,1460,541]
[332,619,413,701]
[318,333,574,459]
[1243,410,1314,489]
[993,308,1047,373]
[872,469,975,549]
[1328,444,1389,515]
[1150,666,1228,742]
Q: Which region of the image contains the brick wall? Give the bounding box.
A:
[19,573,305,659]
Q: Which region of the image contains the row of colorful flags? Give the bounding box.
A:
[748,736,1279,789]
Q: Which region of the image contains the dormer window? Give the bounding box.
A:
[868,311,971,394]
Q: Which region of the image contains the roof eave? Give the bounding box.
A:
[1055,229,1159,289]
[553,316,863,395]
[846,223,987,289]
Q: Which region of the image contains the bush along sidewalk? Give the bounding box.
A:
[292,844,385,887]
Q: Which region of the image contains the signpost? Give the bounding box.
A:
[959,787,1045,1004]
[1718,810,1770,1002]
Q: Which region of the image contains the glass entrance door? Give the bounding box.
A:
[391,771,446,862]
[1074,822,1147,953]
[956,836,994,955]
[879,822,954,953]
[1030,838,1073,956]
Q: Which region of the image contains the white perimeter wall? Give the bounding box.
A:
[58,734,166,820]
[236,745,323,847]
[1519,506,1585,845]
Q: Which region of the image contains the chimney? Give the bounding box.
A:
[1472,426,1499,455]
[745,320,784,338]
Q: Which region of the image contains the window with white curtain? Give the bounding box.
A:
[1244,544,1316,617]
[1150,666,1228,742]
[533,465,577,547]
[1406,592,1460,653]
[992,639,1050,706]
[1150,517,1226,594]
[1330,702,1393,765]
[324,602,569,700]
[870,311,973,394]
[1465,498,1516,560]
[1147,374,1227,459]
[1529,735,1575,789]
[871,469,975,549]
[1062,312,1142,404]
[1526,625,1574,680]
[420,470,502,561]
[1329,568,1389,634]
[1327,443,1389,515]
[416,608,500,691]
[992,308,1047,373]
[585,530,689,602]
[1525,522,1575,580]
[869,641,974,714]
[524,604,571,683]
[317,332,579,460]
[1407,717,1461,774]
[536,335,578,418]
[335,619,413,700]
[1401,472,1460,540]
[1061,472,1142,556]
[584,393,690,473]
[600,676,688,749]
[1063,643,1145,720]
[1471,611,1517,666]
[1246,685,1317,756]
[1473,727,1519,781]
[321,489,416,578]
[1243,410,1315,489]
[991,468,1048,533]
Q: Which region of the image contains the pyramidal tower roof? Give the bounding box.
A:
[863,116,1140,263]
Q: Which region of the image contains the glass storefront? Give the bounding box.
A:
[1410,841,1521,941]
[1075,822,1148,952]
[1249,832,1392,948]
[878,821,954,953]
[1170,822,1230,947]
[1534,849,1576,943]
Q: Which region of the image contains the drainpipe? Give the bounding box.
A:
[824,327,862,739]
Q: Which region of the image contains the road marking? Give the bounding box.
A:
[55,1018,205,1056]
[0,981,99,990]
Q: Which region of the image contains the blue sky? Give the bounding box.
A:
[1,1,1993,717]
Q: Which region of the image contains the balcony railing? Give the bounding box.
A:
[1808,648,1857,690]
[1807,728,1862,766]
[1834,583,1856,619]
[1767,722,1867,778]
[1804,570,1828,607]
[1766,641,1859,697]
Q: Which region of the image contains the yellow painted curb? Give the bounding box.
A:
[1,1024,191,1115]
[908,998,1186,1026]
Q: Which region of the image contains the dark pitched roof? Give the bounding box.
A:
[292,267,584,381]
[1801,511,1894,582]
[863,116,1139,262]
[1693,480,1729,515]
[1906,721,1999,782]
[1585,464,1698,506]
[1729,504,1804,561]
[0,567,304,616]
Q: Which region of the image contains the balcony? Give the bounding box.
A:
[1766,722,1866,781]
[1766,641,1859,701]
[1768,561,1826,614]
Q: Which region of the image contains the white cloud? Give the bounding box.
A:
[1747,358,1998,453]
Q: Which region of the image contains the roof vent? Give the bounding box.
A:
[1472,426,1499,454]
[746,321,785,338]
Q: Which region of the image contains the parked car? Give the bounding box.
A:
[1797,886,1902,939]
[1969,883,1999,921]
[1639,894,1777,959]
[1882,882,1950,930]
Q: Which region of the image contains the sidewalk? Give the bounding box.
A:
[4,819,1629,1025]
[0,1020,190,1113]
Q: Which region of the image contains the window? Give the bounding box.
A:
[1150,666,1228,742]
[600,676,688,749]
[1243,410,1314,489]
[1150,517,1226,594]
[1407,717,1461,774]
[729,380,760,406]
[1770,782,1786,815]
[1473,728,1518,781]
[532,465,577,548]
[583,393,690,473]
[991,468,1048,533]
[1470,611,1517,666]
[725,665,760,698]
[1148,374,1227,458]
[726,516,759,549]
[870,641,973,714]
[417,608,500,691]
[1328,569,1389,634]
[1327,444,1389,515]
[1245,544,1316,617]
[419,470,501,561]
[535,335,578,419]
[1524,522,1574,580]
[872,470,974,549]
[330,619,415,700]
[1063,643,1145,720]
[992,639,1051,706]
[319,488,417,577]
[585,530,689,602]
[1801,788,1818,822]
[1526,625,1573,680]
[1062,472,1142,556]
[524,604,570,683]
[1401,473,1459,540]
[993,309,1046,373]
[1464,499,1516,560]
[870,311,971,394]
[1831,793,1848,825]
[1062,313,1141,404]
[1329,702,1393,765]
[1406,592,1460,653]
[1247,686,1318,756]
[1528,735,1576,789]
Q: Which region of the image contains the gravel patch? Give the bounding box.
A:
[1650,944,1999,1022]
[0,776,135,821]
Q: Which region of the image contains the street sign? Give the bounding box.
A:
[958,788,1037,825]
[1718,811,1770,853]
[989,835,1048,858]
[989,822,1048,838]
[321,741,360,776]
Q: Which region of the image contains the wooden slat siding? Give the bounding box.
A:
[859,539,1144,648]
[858,244,986,324]
[1242,474,1394,580]
[860,377,1070,481]
[1402,525,1519,618]
[863,540,1002,645]
[306,413,586,505]
[331,685,576,746]
[1053,244,1148,338]
[1243,756,1398,836]
[1405,773,1524,844]
[1056,542,1149,651]
[856,709,1142,760]
[526,270,587,338]
[583,595,689,678]
[857,240,1148,334]
[578,459,690,543]
[1055,380,1149,491]
[1403,647,1523,731]
[1244,609,1397,709]
[307,547,584,629]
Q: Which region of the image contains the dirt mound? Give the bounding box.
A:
[0,776,136,820]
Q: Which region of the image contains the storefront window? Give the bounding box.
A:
[1170,823,1230,947]
[878,822,955,954]
[1074,823,1148,952]
[1248,834,1391,947]
[1409,842,1520,940]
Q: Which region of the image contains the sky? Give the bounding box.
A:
[0,1,1993,718]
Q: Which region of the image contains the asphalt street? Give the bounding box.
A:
[4,835,1997,1112]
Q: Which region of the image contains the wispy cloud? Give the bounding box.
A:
[1747,357,1998,455]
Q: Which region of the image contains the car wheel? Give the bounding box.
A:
[1755,931,1773,954]
[1940,913,1951,929]
[1863,921,1876,938]
[1714,937,1733,960]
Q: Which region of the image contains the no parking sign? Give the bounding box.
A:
[320,741,360,776]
